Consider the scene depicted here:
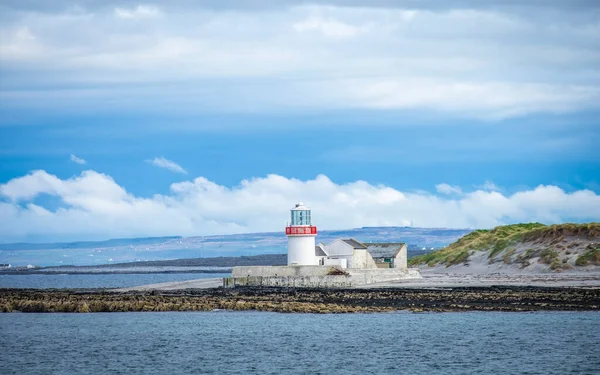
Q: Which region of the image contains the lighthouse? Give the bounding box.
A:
[285,202,318,266]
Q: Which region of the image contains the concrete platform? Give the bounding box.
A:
[113,271,600,292]
[225,266,422,288]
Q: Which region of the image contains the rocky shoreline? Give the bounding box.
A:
[1,286,599,313]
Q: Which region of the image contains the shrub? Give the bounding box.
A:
[449,250,470,266]
[524,248,536,258]
[540,249,559,264]
[550,260,562,271]
[503,248,516,264]
[575,248,600,266]
[489,239,509,259]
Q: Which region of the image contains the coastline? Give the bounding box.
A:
[0,269,231,276]
[2,286,599,313]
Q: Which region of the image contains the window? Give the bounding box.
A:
[291,209,311,225]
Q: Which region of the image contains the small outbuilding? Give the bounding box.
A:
[365,243,408,269]
[315,238,407,270]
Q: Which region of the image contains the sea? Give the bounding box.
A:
[0,311,598,374]
[0,273,231,289]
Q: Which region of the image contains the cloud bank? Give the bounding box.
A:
[1,170,598,241]
[1,2,599,119]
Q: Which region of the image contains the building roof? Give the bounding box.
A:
[291,202,310,211]
[315,244,327,257]
[342,238,367,249]
[365,243,406,258]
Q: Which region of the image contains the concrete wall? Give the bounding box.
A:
[324,258,347,268]
[351,249,377,269]
[225,267,421,288]
[224,275,356,288]
[232,265,335,278]
[330,255,353,268]
[321,240,353,267]
[394,244,408,270]
[346,267,420,285]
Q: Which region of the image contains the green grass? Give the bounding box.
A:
[408,222,599,267]
[575,247,600,266]
[540,249,559,264]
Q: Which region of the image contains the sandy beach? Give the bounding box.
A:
[361,269,600,288]
[116,269,600,292]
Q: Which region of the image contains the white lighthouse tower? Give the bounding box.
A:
[286,202,318,266]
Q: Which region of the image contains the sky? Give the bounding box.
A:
[0,0,599,242]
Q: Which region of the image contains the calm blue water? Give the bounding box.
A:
[0,273,230,289]
[0,311,598,374]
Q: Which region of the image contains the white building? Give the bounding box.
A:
[286,202,318,266]
[226,202,419,288]
[316,239,407,270]
[285,202,407,269]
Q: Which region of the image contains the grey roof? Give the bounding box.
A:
[315,245,327,257]
[365,243,405,258]
[342,239,367,249]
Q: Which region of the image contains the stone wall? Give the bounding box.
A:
[224,275,356,288]
[351,249,378,269]
[346,267,420,285]
[232,265,334,278]
[225,266,421,288]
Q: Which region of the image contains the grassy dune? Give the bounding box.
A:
[408,223,600,269]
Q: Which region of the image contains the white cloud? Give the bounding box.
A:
[1,4,599,119]
[481,180,499,191]
[0,170,126,203]
[146,157,187,174]
[436,183,462,195]
[114,5,161,19]
[15,26,36,41]
[70,154,86,165]
[332,78,600,118]
[293,16,367,37]
[0,26,44,60]
[1,170,599,241]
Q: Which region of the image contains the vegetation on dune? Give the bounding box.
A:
[576,247,600,266]
[522,222,600,242]
[408,223,545,267]
[408,223,600,267]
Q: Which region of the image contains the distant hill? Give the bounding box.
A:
[0,237,182,251]
[0,227,471,267]
[409,223,600,272]
[84,254,288,268]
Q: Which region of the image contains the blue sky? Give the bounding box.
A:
[0,1,599,242]
[2,111,599,197]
